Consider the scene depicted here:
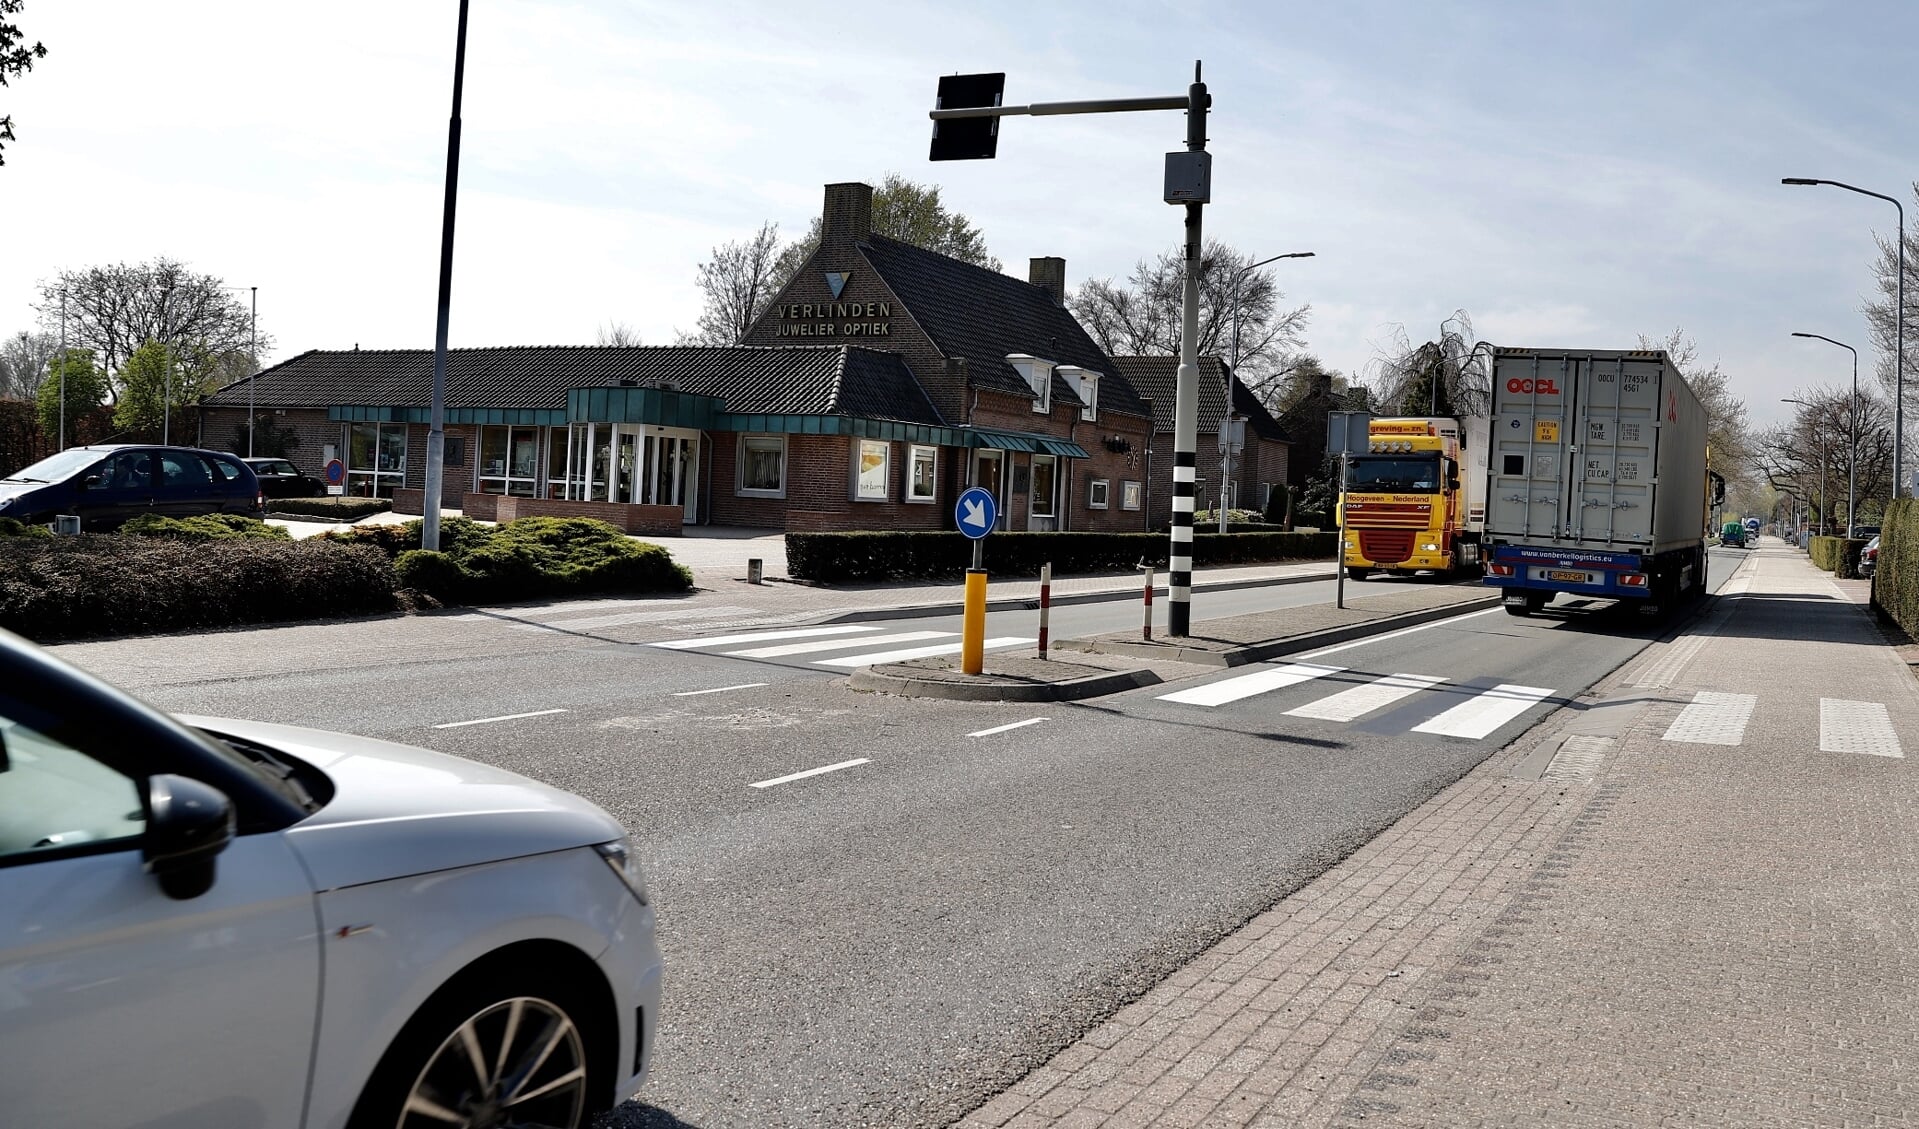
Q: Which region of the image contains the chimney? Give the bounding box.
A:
[1029,257,1066,306]
[822,182,873,247]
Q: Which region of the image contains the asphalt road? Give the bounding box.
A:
[77,549,1747,1128]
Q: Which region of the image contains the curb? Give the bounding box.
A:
[1054,594,1505,669]
[816,568,1335,625]
[847,665,1163,702]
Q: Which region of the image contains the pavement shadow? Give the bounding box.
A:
[599,1102,706,1129]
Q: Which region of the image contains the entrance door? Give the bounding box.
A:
[640,431,701,523]
[974,451,1005,529]
[614,429,639,504]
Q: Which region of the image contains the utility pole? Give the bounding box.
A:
[57,288,66,451]
[422,0,469,552]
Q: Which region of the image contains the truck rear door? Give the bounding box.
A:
[1486,353,1573,543]
[1569,354,1666,549]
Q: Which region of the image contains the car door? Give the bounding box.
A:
[0,700,321,1128]
[78,450,157,529]
[154,449,221,519]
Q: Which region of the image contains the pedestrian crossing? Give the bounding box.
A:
[647,624,1033,668]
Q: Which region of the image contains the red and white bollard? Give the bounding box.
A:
[1037,562,1051,660]
[1143,566,1156,642]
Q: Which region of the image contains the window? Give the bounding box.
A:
[907,445,937,502]
[347,422,407,497]
[159,450,211,487]
[97,450,152,490]
[0,709,144,864]
[445,436,466,468]
[1088,478,1110,509]
[739,435,786,496]
[1058,366,1100,422]
[854,439,890,501]
[479,426,542,496]
[1030,454,1057,518]
[1005,354,1053,414]
[1122,480,1142,511]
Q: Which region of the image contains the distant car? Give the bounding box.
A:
[0,444,263,531]
[1861,535,1880,579]
[1850,525,1880,539]
[0,625,661,1126]
[1720,520,1746,548]
[243,456,326,499]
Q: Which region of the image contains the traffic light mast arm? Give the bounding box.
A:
[929,95,1190,120]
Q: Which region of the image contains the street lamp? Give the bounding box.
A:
[1783,396,1829,533]
[1219,250,1314,534]
[1791,332,1858,535]
[1782,177,1905,499]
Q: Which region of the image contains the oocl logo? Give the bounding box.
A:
[1507,377,1561,395]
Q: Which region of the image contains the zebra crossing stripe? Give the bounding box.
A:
[1660,690,1757,745]
[726,631,953,659]
[650,625,877,650]
[1285,673,1449,722]
[814,637,1033,667]
[1411,684,1554,740]
[1157,663,1346,708]
[1820,699,1904,758]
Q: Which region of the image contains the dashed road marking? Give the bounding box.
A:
[749,758,870,789]
[672,683,769,697]
[434,708,569,729]
[968,717,1050,738]
[1157,663,1346,708]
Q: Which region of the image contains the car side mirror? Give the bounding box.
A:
[144,774,235,900]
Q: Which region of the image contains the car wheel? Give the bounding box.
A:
[349,978,604,1129]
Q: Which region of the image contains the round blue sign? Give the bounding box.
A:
[324,459,345,485]
[955,486,998,540]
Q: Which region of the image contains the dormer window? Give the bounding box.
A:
[1058,366,1101,422]
[1005,354,1054,414]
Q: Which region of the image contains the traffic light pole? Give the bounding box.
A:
[929,64,1210,635]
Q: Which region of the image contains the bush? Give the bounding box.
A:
[322,515,493,558]
[784,530,1337,584]
[1263,483,1291,526]
[0,516,52,539]
[1873,498,1918,639]
[270,497,393,520]
[1194,508,1263,526]
[0,536,398,641]
[395,549,468,603]
[120,513,292,542]
[370,516,690,604]
[1810,535,1868,576]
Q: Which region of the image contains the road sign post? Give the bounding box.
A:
[955,486,998,675]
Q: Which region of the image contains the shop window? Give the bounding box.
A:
[1088,478,1110,509]
[478,426,542,497]
[1122,480,1142,511]
[347,422,407,498]
[739,435,786,497]
[1030,454,1057,518]
[853,439,890,501]
[907,445,938,503]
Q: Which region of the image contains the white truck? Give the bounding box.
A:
[1481,347,1711,617]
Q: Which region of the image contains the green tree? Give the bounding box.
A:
[113,340,210,439]
[33,348,106,440]
[0,0,47,167]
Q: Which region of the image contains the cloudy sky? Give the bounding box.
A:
[2,0,1912,428]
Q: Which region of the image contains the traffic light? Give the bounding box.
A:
[929,72,1005,161]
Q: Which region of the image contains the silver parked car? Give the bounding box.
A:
[0,627,661,1128]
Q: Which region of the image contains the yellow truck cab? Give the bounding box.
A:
[1340,416,1488,580]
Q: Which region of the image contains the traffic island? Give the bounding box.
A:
[848,650,1211,702]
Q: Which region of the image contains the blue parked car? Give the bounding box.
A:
[0,445,264,531]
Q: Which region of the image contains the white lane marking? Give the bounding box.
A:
[1294,607,1506,661]
[1157,663,1346,708]
[1660,690,1757,745]
[1820,699,1904,758]
[968,717,1050,738]
[814,638,1033,667]
[1285,673,1449,722]
[749,758,870,789]
[672,683,769,697]
[507,604,753,632]
[726,631,952,659]
[650,625,877,650]
[434,708,568,729]
[1412,684,1554,740]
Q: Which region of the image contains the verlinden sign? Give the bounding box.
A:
[769,298,895,338]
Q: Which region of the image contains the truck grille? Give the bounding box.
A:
[1359,530,1416,563]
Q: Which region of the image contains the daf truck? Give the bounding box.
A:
[1481,347,1710,617]
[1340,416,1489,579]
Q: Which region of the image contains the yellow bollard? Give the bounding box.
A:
[961,568,987,674]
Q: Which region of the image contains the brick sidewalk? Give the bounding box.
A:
[957,546,1919,1128]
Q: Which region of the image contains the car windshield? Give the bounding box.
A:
[1346,455,1440,493]
[4,447,107,484]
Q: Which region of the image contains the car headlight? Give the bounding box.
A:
[1423,543,1439,552]
[594,838,650,906]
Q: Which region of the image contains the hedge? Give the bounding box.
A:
[120,514,292,542]
[0,536,398,641]
[1810,535,1869,577]
[336,515,692,604]
[0,516,52,539]
[784,530,1337,584]
[269,497,394,520]
[1872,498,1918,640]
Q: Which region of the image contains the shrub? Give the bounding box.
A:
[1810,535,1868,576]
[322,515,493,558]
[784,530,1337,584]
[120,513,292,542]
[371,516,690,604]
[395,549,467,603]
[0,536,398,641]
[270,497,394,520]
[0,516,52,539]
[1194,508,1263,526]
[1873,498,1918,639]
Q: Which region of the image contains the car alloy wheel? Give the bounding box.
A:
[399,996,588,1129]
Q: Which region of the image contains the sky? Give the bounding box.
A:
[2,0,1914,431]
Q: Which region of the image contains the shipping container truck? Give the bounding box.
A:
[1339,416,1489,579]
[1481,347,1710,617]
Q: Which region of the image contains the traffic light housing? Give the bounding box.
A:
[929,72,1005,161]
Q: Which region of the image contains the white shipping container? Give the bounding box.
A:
[1484,348,1708,557]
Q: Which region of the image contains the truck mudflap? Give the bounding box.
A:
[1481,544,1653,600]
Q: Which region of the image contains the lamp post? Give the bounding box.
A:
[1783,178,1905,499]
[1784,396,1829,533]
[1219,250,1313,534]
[56,288,66,451]
[1791,332,1858,535]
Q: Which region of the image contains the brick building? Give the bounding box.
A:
[1108,356,1291,529]
[201,181,1280,535]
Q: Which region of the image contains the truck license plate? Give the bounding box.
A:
[1546,570,1590,583]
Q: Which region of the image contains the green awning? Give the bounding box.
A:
[1038,438,1091,458]
[967,430,1041,452]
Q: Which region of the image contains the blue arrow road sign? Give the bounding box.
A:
[956,486,998,539]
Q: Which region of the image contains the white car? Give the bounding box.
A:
[0,627,661,1128]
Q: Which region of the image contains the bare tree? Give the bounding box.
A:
[682,221,786,346]
[0,328,55,399]
[1755,386,1894,530]
[1637,328,1753,486]
[1364,312,1489,419]
[1069,240,1311,403]
[596,321,643,348]
[33,258,267,394]
[1863,182,1919,460]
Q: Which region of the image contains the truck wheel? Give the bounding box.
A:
[1345,566,1373,581]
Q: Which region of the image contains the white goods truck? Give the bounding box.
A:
[1480,347,1711,617]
